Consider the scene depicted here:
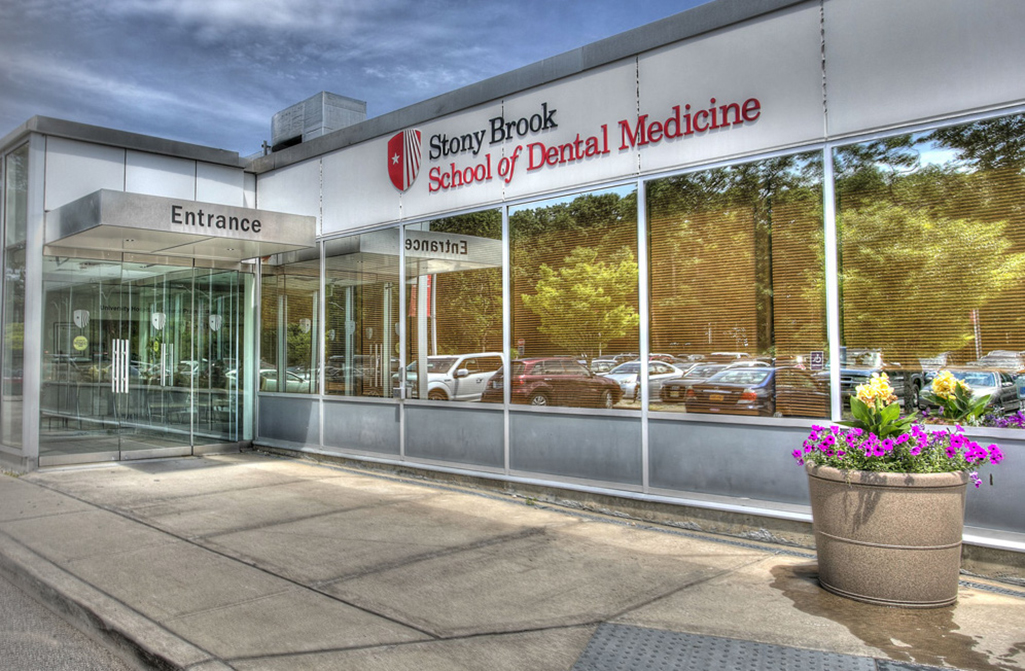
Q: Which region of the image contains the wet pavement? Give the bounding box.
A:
[1,452,1023,670]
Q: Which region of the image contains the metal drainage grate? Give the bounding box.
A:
[573,623,875,671]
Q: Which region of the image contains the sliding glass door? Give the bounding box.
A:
[39,255,247,464]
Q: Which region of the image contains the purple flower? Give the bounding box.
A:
[989,445,1004,464]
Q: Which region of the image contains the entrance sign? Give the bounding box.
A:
[360,228,501,274]
[45,190,316,261]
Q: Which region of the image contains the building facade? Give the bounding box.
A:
[3,0,1024,558]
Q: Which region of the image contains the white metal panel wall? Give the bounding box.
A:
[197,162,245,206]
[824,0,1025,137]
[500,61,638,201]
[256,158,321,223]
[125,150,195,200]
[44,137,125,210]
[638,2,824,173]
[322,140,402,235]
[243,172,257,208]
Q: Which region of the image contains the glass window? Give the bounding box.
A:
[508,187,638,409]
[647,152,827,418]
[2,144,29,445]
[260,250,319,394]
[835,114,1025,426]
[404,209,503,402]
[324,231,400,398]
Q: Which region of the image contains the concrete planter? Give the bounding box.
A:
[805,462,968,608]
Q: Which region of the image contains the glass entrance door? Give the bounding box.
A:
[39,255,247,465]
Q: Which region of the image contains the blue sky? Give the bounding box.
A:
[1,0,709,157]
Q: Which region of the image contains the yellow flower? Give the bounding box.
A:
[931,370,970,400]
[855,372,897,405]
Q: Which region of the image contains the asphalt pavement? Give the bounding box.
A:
[1,452,1023,671]
[0,572,134,671]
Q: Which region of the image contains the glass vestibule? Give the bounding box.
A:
[39,254,248,464]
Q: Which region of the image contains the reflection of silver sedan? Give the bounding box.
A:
[226,369,313,393]
[589,359,618,374]
[606,361,685,401]
[925,368,1022,415]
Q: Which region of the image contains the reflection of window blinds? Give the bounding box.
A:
[646,156,828,418]
[410,212,504,358]
[835,130,1025,370]
[510,197,640,362]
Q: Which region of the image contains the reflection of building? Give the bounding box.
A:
[2,0,1024,572]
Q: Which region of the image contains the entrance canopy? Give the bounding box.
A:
[45,189,317,262]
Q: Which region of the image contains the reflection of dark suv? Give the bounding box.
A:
[839,347,927,410]
[481,357,622,409]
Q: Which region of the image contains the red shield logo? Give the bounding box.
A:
[387,129,422,192]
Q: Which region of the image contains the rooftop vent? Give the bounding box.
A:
[270,92,367,152]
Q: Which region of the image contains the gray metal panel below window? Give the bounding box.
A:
[648,419,811,504]
[510,411,641,486]
[258,396,320,446]
[404,403,503,469]
[322,399,400,456]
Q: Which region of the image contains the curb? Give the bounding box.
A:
[0,531,230,671]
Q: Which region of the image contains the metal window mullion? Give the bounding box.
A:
[637,179,650,493]
[502,205,511,475]
[319,240,325,447]
[398,225,406,460]
[822,144,842,422]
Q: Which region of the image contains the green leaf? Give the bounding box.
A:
[850,397,871,423]
[880,402,900,423]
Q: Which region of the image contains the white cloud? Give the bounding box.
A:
[2,48,267,129]
[108,0,404,35]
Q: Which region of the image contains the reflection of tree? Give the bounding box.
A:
[926,116,1025,171]
[835,113,1025,360]
[439,267,502,352]
[839,203,1025,358]
[647,154,825,358]
[426,210,503,354]
[521,246,640,360]
[511,191,639,357]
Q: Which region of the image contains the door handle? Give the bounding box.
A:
[111,339,120,394]
[112,339,129,394]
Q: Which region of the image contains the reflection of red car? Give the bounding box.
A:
[685,366,829,418]
[481,357,622,409]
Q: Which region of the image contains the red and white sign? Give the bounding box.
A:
[388,129,422,192]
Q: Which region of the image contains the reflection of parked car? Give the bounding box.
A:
[658,363,730,402]
[685,367,776,416]
[774,367,831,418]
[588,359,617,375]
[481,357,622,408]
[839,347,925,410]
[969,351,1025,372]
[922,368,1022,416]
[226,368,312,393]
[402,352,504,401]
[605,360,684,401]
[685,366,828,417]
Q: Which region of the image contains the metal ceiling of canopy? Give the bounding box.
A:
[44,189,317,262]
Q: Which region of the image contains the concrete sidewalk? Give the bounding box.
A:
[1,453,1023,671]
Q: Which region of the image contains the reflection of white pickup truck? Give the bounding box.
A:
[404,352,505,401]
